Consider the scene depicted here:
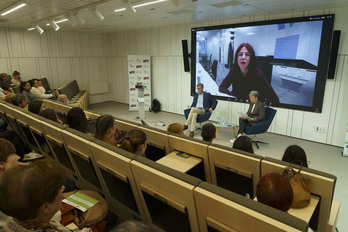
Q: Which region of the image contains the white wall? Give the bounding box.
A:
[1,7,347,147]
[0,28,114,104]
[109,7,348,147]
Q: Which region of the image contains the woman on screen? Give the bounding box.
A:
[219,43,279,104]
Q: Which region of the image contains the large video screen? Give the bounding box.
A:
[191,15,335,112]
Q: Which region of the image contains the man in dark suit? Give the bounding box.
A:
[184,83,218,138]
[232,90,265,142]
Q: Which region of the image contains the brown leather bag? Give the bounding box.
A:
[281,160,311,208]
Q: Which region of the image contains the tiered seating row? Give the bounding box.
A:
[0,100,338,232]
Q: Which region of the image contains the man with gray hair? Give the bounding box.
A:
[232,90,265,142]
[184,83,217,138]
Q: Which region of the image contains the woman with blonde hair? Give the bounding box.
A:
[167,123,184,135]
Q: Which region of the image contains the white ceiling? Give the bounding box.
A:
[0,0,347,33]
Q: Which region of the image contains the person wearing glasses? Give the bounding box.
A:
[219,43,279,104]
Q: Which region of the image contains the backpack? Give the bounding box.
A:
[150,99,161,113]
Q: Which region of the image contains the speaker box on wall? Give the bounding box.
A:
[327,30,341,79]
[182,40,190,72]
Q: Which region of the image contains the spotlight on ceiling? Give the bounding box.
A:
[127,0,136,13]
[89,6,104,21]
[0,1,27,16]
[50,20,60,31]
[67,14,77,27]
[34,25,44,34]
[75,14,85,25]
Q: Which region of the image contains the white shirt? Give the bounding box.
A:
[196,93,204,109]
[30,87,53,99]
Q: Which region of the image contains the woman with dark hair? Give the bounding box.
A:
[120,129,147,156]
[21,81,37,103]
[94,114,116,145]
[11,71,21,88]
[67,107,88,133]
[282,145,308,167]
[219,43,279,104]
[232,135,254,153]
[28,100,45,114]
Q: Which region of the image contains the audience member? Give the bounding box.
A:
[201,123,216,142]
[167,123,184,135]
[58,94,69,104]
[232,135,254,153]
[21,81,37,103]
[10,71,21,88]
[28,100,45,114]
[12,94,27,109]
[282,145,308,167]
[94,114,117,145]
[0,73,13,94]
[0,158,92,232]
[29,79,53,99]
[39,108,62,124]
[0,131,31,160]
[67,107,88,133]
[0,139,21,176]
[0,139,22,228]
[114,221,165,232]
[120,129,147,156]
[256,173,293,212]
[4,93,15,104]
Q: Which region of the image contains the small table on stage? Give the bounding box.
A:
[213,122,238,139]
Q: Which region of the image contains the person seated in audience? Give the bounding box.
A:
[28,100,45,114]
[0,73,13,94]
[29,79,53,99]
[12,94,27,109]
[282,145,308,167]
[114,220,165,232]
[10,71,21,88]
[21,81,37,103]
[0,158,92,232]
[39,108,63,124]
[0,138,22,176]
[232,135,254,153]
[94,114,117,145]
[67,107,88,133]
[4,93,15,104]
[0,138,23,228]
[167,123,184,135]
[201,123,216,142]
[58,94,69,104]
[120,129,147,156]
[0,130,31,160]
[256,173,293,212]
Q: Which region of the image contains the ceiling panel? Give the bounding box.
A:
[0,0,345,33]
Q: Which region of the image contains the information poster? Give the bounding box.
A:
[127,55,151,111]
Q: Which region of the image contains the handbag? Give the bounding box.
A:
[281,160,311,208]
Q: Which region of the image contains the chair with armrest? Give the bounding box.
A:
[243,106,276,149]
[184,108,211,129]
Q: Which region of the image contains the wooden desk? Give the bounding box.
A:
[156,151,202,173]
[288,195,320,223]
[255,195,320,223]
